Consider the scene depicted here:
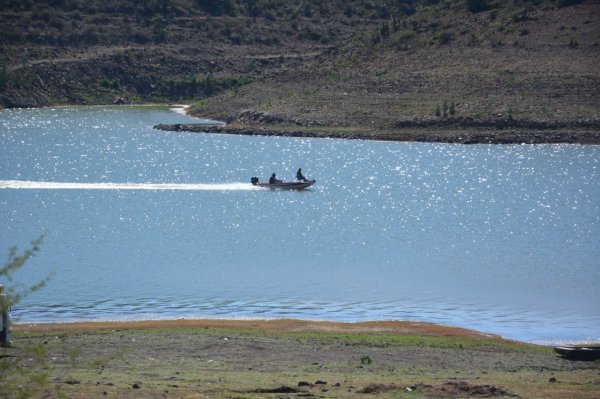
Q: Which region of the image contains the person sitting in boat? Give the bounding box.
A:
[296,168,308,182]
[269,173,281,184]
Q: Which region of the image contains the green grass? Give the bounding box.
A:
[14,326,549,352]
[92,326,551,353]
[285,330,548,352]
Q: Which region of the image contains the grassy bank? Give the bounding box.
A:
[2,319,599,398]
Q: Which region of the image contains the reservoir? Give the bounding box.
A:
[1,106,598,344]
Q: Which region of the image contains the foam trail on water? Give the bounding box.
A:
[0,180,259,191]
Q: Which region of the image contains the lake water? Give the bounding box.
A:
[1,106,599,344]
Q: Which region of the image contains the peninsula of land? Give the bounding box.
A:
[154,118,600,144]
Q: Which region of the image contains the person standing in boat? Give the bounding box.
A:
[296,168,308,182]
[269,173,281,184]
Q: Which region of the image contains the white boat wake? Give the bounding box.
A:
[0,180,259,191]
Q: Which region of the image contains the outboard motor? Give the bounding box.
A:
[250,177,259,185]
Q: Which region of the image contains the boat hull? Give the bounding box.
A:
[254,180,315,190]
[554,346,600,361]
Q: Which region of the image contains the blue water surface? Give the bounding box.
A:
[1,106,599,344]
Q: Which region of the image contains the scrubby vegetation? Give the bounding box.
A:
[1,0,598,134]
[2,0,587,46]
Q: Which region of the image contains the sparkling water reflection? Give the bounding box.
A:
[1,106,599,344]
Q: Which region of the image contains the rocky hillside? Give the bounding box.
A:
[1,0,599,134]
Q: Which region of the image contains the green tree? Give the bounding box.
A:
[1,234,48,311]
[203,73,215,96]
[1,234,56,399]
[380,21,390,39]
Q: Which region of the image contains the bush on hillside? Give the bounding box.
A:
[556,0,585,7]
[466,0,493,13]
[196,0,235,16]
[0,65,8,90]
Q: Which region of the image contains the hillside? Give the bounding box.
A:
[1,0,599,141]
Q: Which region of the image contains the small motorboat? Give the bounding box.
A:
[251,177,315,190]
[554,346,600,361]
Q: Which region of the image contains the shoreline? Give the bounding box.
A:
[154,122,600,145]
[12,316,600,347]
[13,318,503,341]
[4,105,598,145]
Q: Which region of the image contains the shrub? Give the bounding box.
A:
[201,73,215,96]
[196,0,235,16]
[0,234,48,313]
[435,100,456,117]
[468,32,480,46]
[569,36,578,48]
[380,22,390,39]
[398,31,417,41]
[466,0,491,13]
[132,30,151,44]
[100,79,119,90]
[48,16,64,30]
[436,31,454,45]
[80,25,98,44]
[0,65,8,90]
[556,0,584,7]
[511,8,529,23]
[245,59,258,73]
[153,18,168,41]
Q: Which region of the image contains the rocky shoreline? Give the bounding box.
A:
[154,120,600,145]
